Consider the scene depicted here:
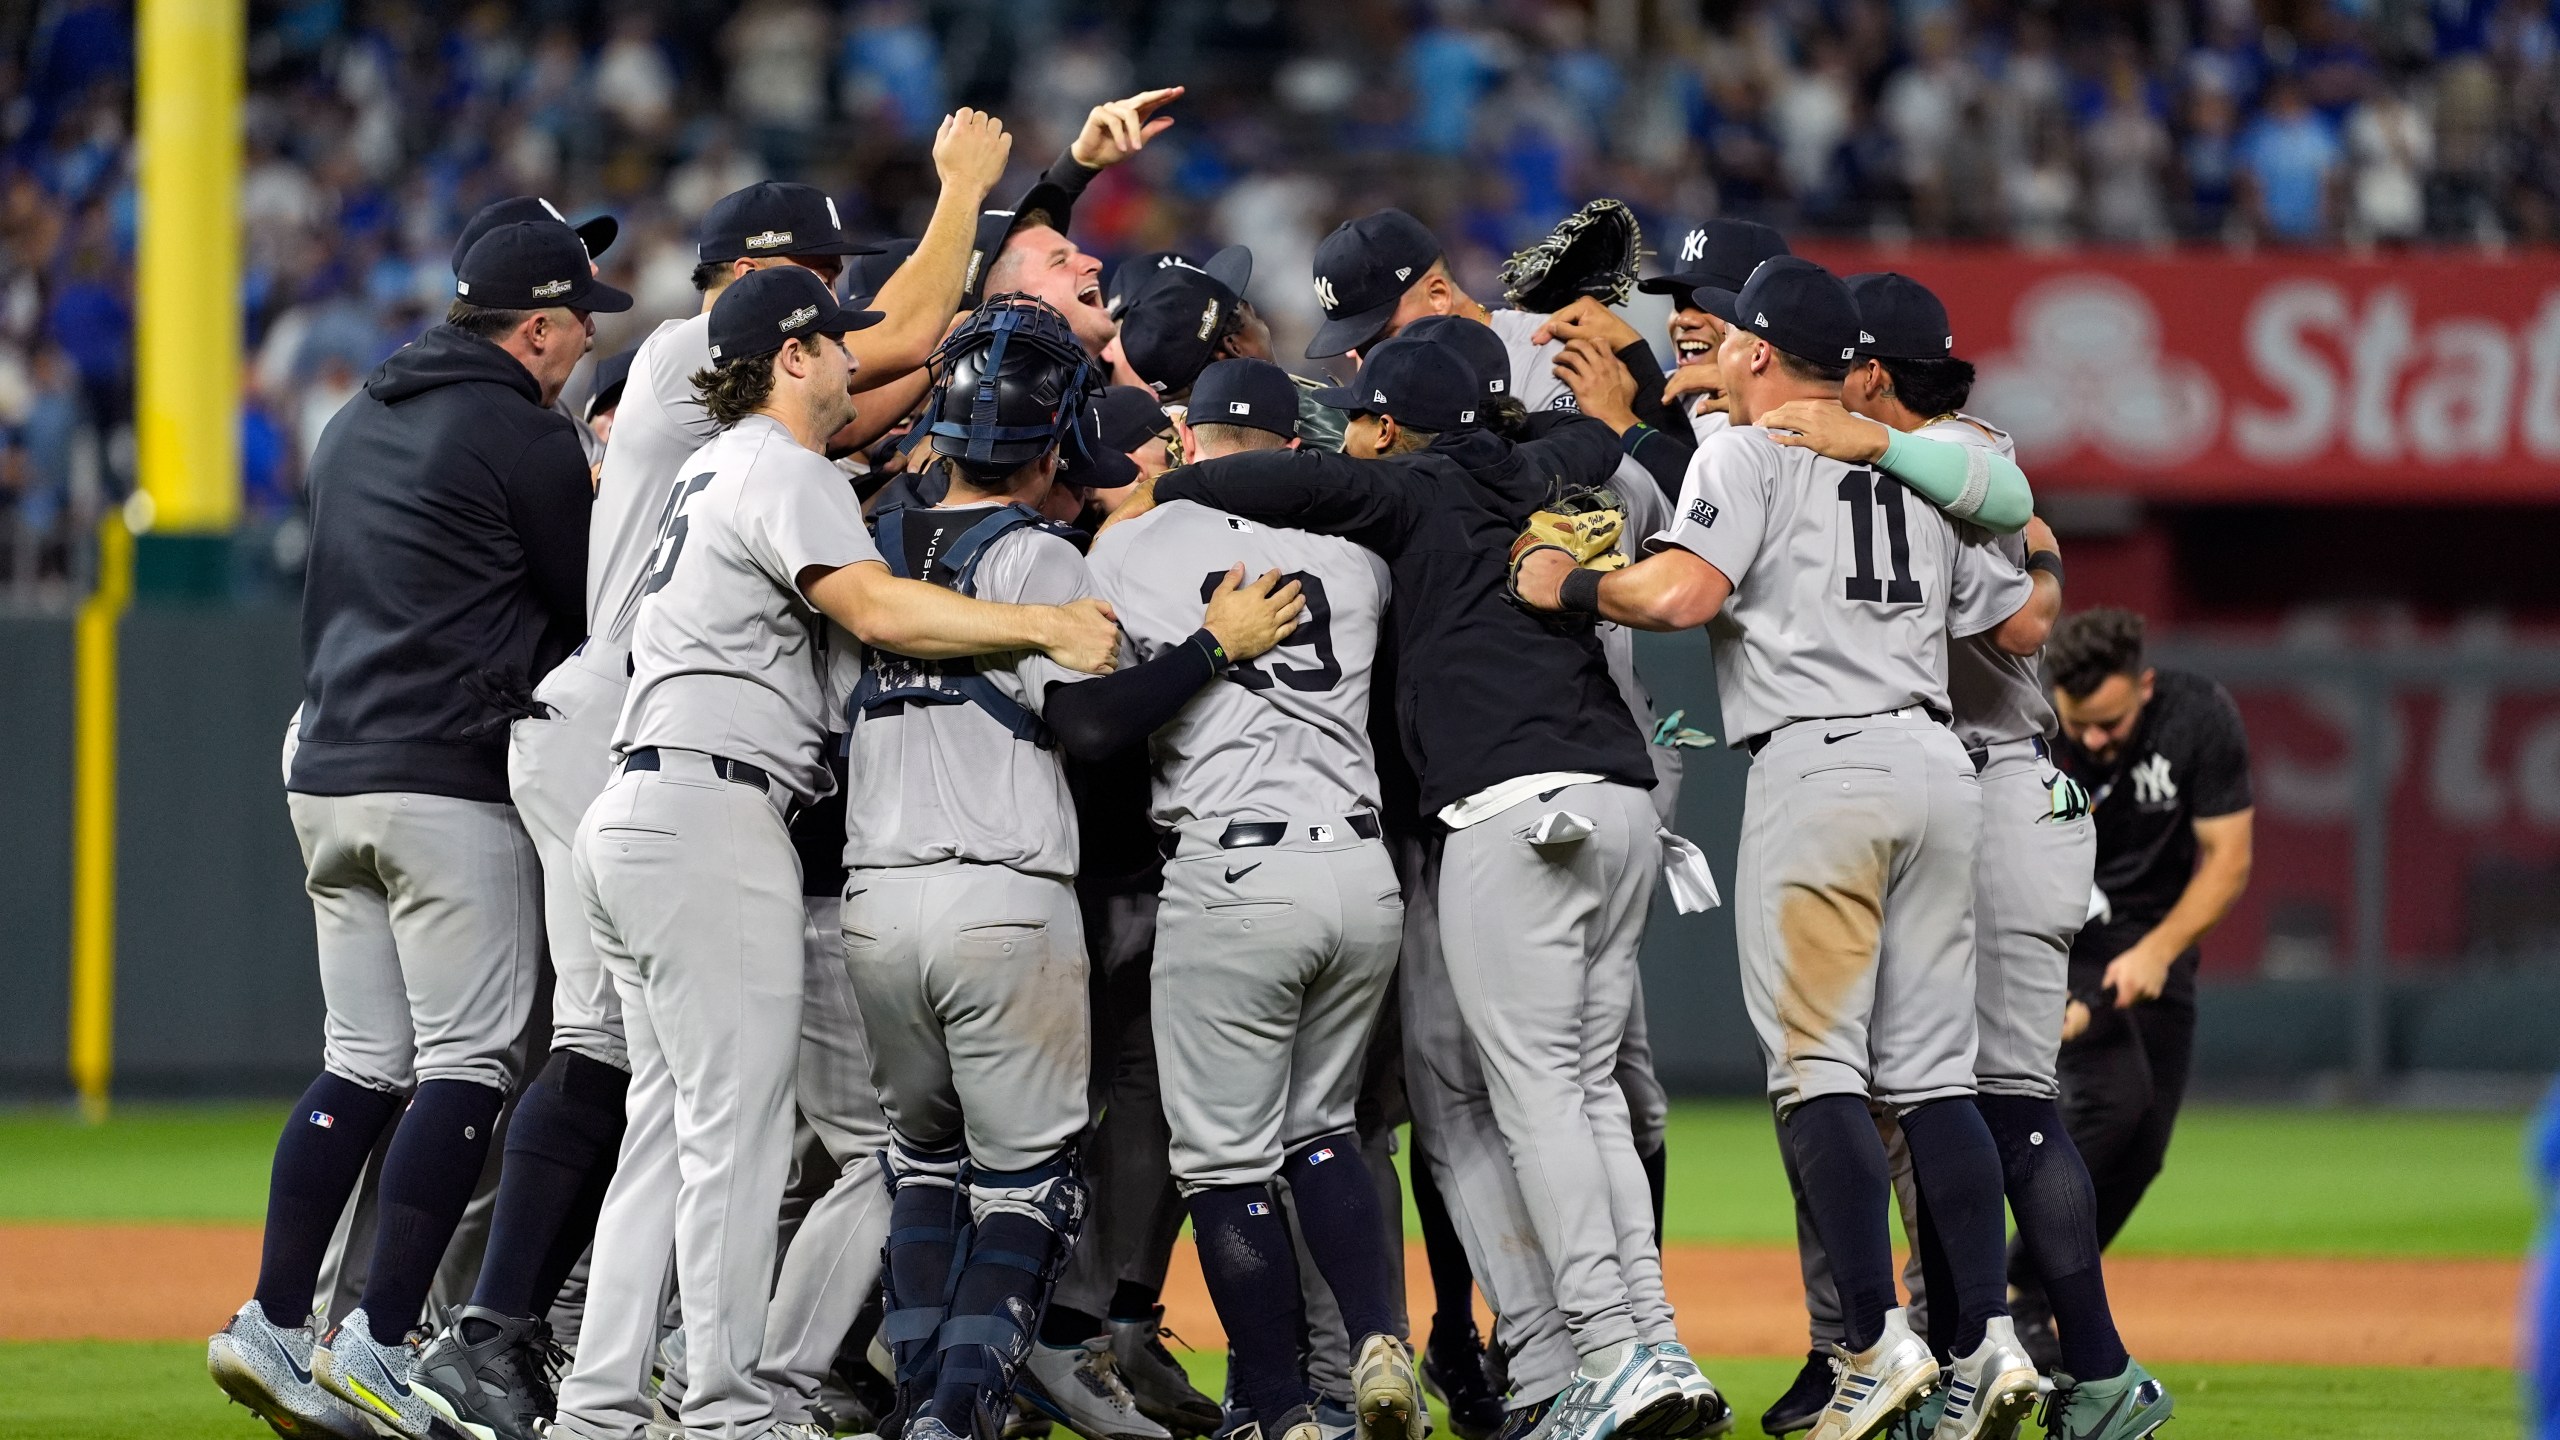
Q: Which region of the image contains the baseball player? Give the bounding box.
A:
[840,296,1302,1440]
[1125,338,1713,1440]
[1109,248,1349,454]
[1512,257,2044,1440]
[548,268,1119,1440]
[1086,357,1415,1440]
[1303,209,1572,411]
[208,217,625,1440]
[411,117,1016,1440]
[1748,276,2177,1440]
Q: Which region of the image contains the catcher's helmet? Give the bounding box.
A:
[925,293,1104,478]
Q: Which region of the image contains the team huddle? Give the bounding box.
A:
[209,86,2171,1440]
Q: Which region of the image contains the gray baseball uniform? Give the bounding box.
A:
[509,311,718,1074]
[839,508,1096,1173]
[555,414,879,1440]
[1486,308,1576,412]
[1650,423,2026,1111]
[1924,415,2092,1100]
[1086,499,1401,1189]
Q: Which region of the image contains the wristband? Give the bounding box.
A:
[2025,549,2064,585]
[1186,628,1232,675]
[1558,567,1606,616]
[1620,423,1655,455]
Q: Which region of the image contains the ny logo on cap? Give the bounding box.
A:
[532,278,573,299]
[1680,229,1707,263]
[1228,401,1251,415]
[1313,276,1338,311]
[781,303,819,331]
[538,198,567,223]
[824,196,842,232]
[745,229,793,250]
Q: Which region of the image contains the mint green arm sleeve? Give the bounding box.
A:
[1875,427,2034,534]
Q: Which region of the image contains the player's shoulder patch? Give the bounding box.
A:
[1684,497,1718,530]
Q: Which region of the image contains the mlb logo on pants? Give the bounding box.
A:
[1308,1148,1335,1164]
[309,1111,335,1128]
[1247,1202,1272,1216]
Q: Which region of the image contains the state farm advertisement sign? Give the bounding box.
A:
[1803,248,2560,499]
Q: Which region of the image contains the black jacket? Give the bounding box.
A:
[289,325,592,802]
[1155,419,1655,819]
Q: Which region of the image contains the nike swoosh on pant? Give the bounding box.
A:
[1224,863,1261,883]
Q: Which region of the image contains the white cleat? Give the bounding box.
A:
[1928,1320,2040,1440]
[1805,1309,1939,1440]
[1019,1335,1173,1440]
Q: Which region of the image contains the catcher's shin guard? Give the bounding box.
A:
[881,1135,973,1423]
[924,1150,1090,1434]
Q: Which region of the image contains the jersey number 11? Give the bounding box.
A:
[1838,469,1923,604]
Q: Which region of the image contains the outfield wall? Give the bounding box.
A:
[0,610,2551,1099]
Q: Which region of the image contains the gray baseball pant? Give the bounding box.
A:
[508,645,630,1071]
[1435,779,1669,1361]
[1735,715,1982,1113]
[554,756,806,1440]
[761,892,895,1425]
[841,861,1090,1170]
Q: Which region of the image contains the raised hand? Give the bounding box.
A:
[933,108,1014,202]
[1071,87,1184,169]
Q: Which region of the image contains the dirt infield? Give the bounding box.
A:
[1,1222,2516,1368]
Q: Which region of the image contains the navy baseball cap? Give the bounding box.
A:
[1189,358,1300,440]
[1401,314,1511,401]
[1692,257,1860,367]
[1118,267,1242,397]
[1095,385,1172,452]
[1059,393,1139,491]
[699,182,881,263]
[706,266,882,364]
[846,239,918,307]
[1638,219,1790,305]
[585,348,636,423]
[1310,337,1481,432]
[1307,209,1443,358]
[456,222,634,312]
[1107,246,1254,319]
[961,171,1095,306]
[452,196,617,274]
[1847,272,1955,360]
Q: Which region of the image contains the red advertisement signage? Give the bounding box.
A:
[1802,247,2560,501]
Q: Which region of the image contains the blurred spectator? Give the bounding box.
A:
[840,1,947,143]
[2238,75,2344,241]
[2346,78,2433,242]
[2084,60,2174,244]
[724,0,831,172]
[592,15,678,142]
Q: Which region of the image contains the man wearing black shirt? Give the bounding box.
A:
[2014,609,2254,1355]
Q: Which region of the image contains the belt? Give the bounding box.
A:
[1743,704,1950,757]
[622,746,771,793]
[1160,812,1381,859]
[1965,734,2048,775]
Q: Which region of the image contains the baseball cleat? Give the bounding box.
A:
[1880,1387,1944,1440]
[1758,1352,1834,1437]
[1647,1342,1732,1438]
[1803,1309,1938,1440]
[208,1300,378,1440]
[314,1307,473,1440]
[1109,1309,1226,1436]
[1528,1341,1688,1440]
[769,1423,835,1440]
[1489,1397,1555,1440]
[411,1305,556,1440]
[1421,1325,1506,1440]
[2035,1360,2172,1440]
[1020,1334,1174,1440]
[1352,1333,1424,1440]
[1927,1320,2038,1440]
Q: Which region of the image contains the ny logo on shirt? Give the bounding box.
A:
[2130,753,2178,806]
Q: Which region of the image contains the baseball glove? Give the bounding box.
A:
[1500,199,1644,313]
[1508,487,1630,586]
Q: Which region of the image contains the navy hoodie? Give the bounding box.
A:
[289,325,592,803]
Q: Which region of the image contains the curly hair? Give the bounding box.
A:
[2045,607,2148,700]
[691,345,795,428]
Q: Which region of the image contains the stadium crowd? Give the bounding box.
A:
[2,0,2558,595]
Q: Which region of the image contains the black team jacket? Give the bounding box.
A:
[1152,417,1655,821]
[289,325,592,803]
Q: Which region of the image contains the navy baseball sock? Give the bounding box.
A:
[1898,1098,2010,1357]
[1040,1303,1106,1346]
[928,1212,1062,1423]
[1979,1095,2127,1381]
[1909,1195,1957,1361]
[1189,1184,1314,1427]
[467,1051,627,1325]
[1408,1151,1479,1345]
[1640,1142,1669,1247]
[254,1073,403,1330]
[357,1078,506,1344]
[529,1143,619,1323]
[1106,1280,1163,1323]
[1282,1132,1399,1343]
[1782,1094,1897,1353]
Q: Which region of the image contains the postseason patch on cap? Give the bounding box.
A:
[781,303,819,332]
[532,278,574,299]
[745,229,793,250]
[1195,299,1220,340]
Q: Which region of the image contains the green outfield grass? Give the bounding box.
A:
[0,1341,2519,1440]
[0,1100,2536,1257]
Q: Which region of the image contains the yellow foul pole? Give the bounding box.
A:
[76,0,245,1114]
